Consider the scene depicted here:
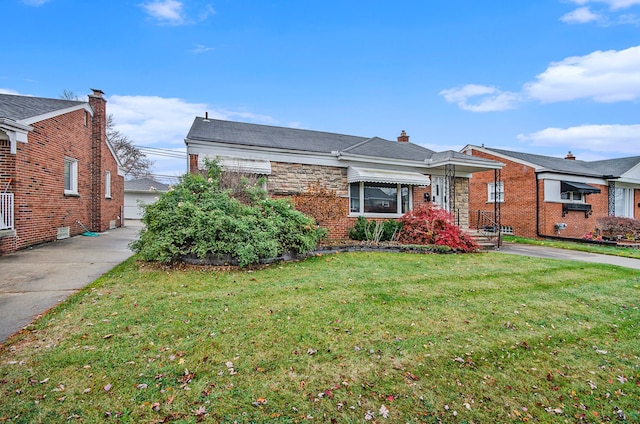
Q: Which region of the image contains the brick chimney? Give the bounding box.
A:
[397,130,409,143]
[565,151,576,160]
[88,88,107,231]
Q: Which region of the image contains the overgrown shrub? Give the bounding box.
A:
[596,216,640,240]
[130,164,326,266]
[396,206,478,252]
[348,217,402,242]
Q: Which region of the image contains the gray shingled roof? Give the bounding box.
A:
[187,118,367,154]
[124,177,171,192]
[486,147,607,177]
[0,93,86,121]
[589,156,640,176]
[187,118,438,162]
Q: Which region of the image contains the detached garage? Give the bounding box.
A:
[124,178,170,220]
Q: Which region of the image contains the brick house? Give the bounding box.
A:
[462,145,640,239]
[0,89,125,255]
[185,118,502,239]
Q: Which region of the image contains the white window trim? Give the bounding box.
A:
[487,181,504,203]
[348,182,412,218]
[560,191,585,203]
[105,170,112,199]
[64,157,78,196]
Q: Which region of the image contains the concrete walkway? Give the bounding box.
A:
[498,242,640,270]
[0,221,142,343]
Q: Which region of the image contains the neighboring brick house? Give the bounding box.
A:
[0,89,125,255]
[124,177,170,220]
[462,145,640,239]
[185,118,502,239]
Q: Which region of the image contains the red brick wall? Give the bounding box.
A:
[90,92,124,231]
[538,183,608,238]
[467,148,610,239]
[468,150,539,237]
[0,94,123,255]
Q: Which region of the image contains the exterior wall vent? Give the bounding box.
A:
[57,227,70,240]
[109,220,116,229]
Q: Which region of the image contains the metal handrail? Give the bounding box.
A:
[0,193,14,230]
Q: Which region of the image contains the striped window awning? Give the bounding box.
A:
[199,156,272,174]
[347,166,430,185]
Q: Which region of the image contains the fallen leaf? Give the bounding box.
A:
[379,404,390,418]
[104,383,112,392]
[103,334,114,339]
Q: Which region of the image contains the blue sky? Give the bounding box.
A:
[3,0,640,180]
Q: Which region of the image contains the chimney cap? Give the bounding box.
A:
[565,151,576,160]
[397,130,409,142]
[90,88,105,97]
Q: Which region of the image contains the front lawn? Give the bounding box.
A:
[1,252,639,423]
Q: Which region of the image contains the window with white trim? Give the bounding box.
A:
[349,182,411,216]
[560,191,584,203]
[64,157,78,195]
[614,187,634,218]
[105,171,112,199]
[487,182,504,203]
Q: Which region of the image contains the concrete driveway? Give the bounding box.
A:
[0,221,142,343]
[498,242,640,270]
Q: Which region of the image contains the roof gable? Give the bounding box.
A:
[0,93,90,124]
[125,177,171,192]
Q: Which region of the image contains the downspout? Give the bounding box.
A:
[536,175,541,238]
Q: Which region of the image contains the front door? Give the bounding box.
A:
[431,176,449,212]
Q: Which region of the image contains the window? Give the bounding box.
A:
[350,182,411,216]
[105,171,112,198]
[64,157,78,195]
[560,191,584,203]
[487,182,504,203]
[614,187,634,218]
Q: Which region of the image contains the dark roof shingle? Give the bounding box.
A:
[0,93,86,121]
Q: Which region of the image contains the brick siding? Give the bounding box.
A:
[468,149,611,239]
[0,93,124,255]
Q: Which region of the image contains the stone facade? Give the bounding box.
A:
[268,162,348,196]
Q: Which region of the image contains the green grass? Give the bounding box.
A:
[1,252,639,423]
[503,235,640,260]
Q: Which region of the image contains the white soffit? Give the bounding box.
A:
[347,166,430,185]
[199,155,272,175]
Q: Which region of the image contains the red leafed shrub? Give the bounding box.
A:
[396,206,478,252]
[596,216,640,240]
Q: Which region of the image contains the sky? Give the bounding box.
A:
[2,0,640,182]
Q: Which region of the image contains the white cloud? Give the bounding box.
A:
[142,0,185,25]
[0,88,21,95]
[192,44,215,54]
[438,84,520,112]
[21,0,50,5]
[107,94,278,177]
[106,96,273,147]
[525,45,640,102]
[141,0,215,26]
[442,45,640,111]
[561,6,601,23]
[570,0,640,10]
[518,124,640,155]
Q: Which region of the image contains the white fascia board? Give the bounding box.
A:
[617,162,640,184]
[19,104,93,125]
[464,145,538,169]
[426,158,503,171]
[186,140,342,167]
[536,172,606,185]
